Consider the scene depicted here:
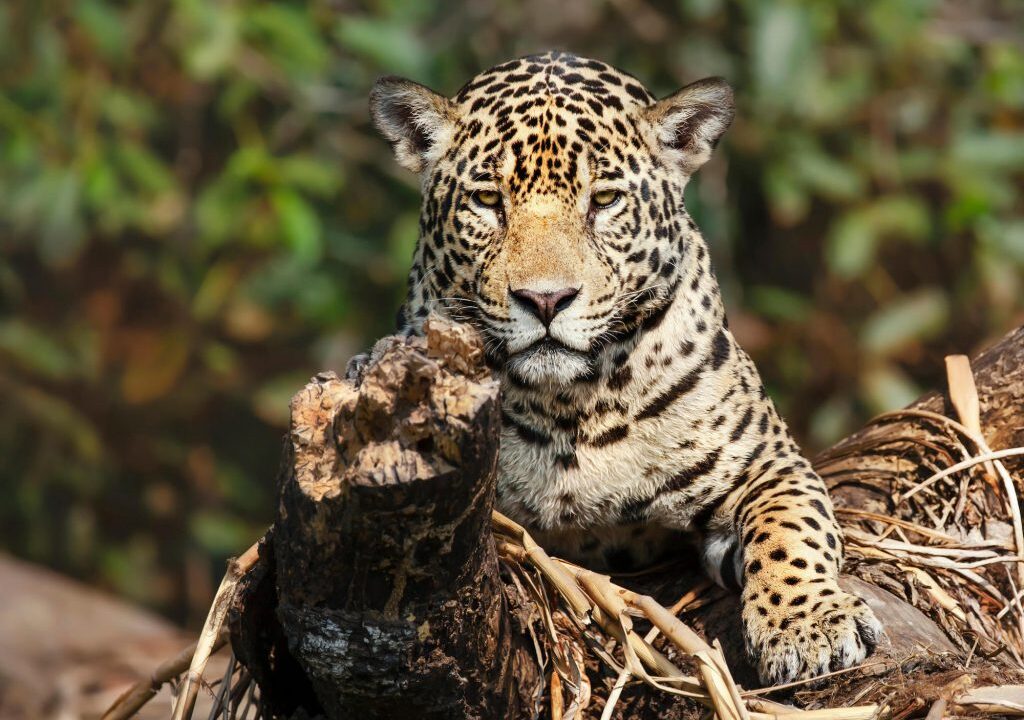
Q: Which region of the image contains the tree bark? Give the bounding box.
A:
[230,323,1024,719]
[231,317,542,719]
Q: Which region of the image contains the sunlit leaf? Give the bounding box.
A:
[252,372,307,426]
[246,4,329,76]
[0,320,75,379]
[335,17,429,78]
[867,196,930,243]
[279,155,343,196]
[120,330,191,404]
[178,0,240,79]
[747,285,812,322]
[11,383,103,462]
[201,341,239,376]
[272,187,323,261]
[116,143,176,194]
[952,133,1024,171]
[792,147,865,201]
[861,364,922,415]
[860,289,950,357]
[764,163,809,225]
[223,297,275,341]
[808,395,855,448]
[192,262,241,320]
[39,169,85,266]
[190,510,253,554]
[74,0,128,62]
[826,197,931,278]
[987,220,1024,264]
[825,211,875,278]
[100,89,158,131]
[751,4,812,111]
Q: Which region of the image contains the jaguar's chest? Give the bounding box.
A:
[487,295,779,559]
[493,373,734,528]
[492,412,705,568]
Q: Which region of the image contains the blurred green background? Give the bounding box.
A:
[1,0,1021,627]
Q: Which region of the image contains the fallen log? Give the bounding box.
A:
[105,322,1024,720]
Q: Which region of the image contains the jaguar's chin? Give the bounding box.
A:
[504,338,595,387]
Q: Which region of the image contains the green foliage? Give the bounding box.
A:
[0,0,1021,623]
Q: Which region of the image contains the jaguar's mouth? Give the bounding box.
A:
[522,335,583,355]
[503,336,595,387]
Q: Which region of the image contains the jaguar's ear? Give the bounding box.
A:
[370,76,457,174]
[645,77,734,175]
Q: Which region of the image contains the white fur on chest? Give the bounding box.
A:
[493,301,755,534]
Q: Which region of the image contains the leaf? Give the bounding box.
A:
[278,155,343,196]
[246,4,329,76]
[792,148,865,201]
[335,17,429,78]
[39,169,86,266]
[192,262,241,320]
[825,197,931,278]
[272,187,322,262]
[201,341,238,376]
[681,0,724,20]
[120,330,190,404]
[99,88,158,132]
[825,211,876,279]
[252,372,307,427]
[223,297,275,341]
[178,0,240,80]
[83,155,121,211]
[861,364,922,415]
[980,218,1024,264]
[0,320,76,379]
[764,162,809,225]
[808,395,855,448]
[116,143,176,194]
[190,510,254,555]
[867,196,930,242]
[860,289,950,357]
[746,285,812,322]
[952,132,1024,172]
[750,4,812,111]
[10,383,103,462]
[74,0,127,62]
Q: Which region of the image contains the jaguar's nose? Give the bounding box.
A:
[510,287,580,326]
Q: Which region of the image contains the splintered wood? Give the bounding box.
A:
[254,315,541,719]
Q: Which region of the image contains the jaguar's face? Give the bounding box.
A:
[371,52,733,386]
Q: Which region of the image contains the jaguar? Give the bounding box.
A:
[364,50,883,685]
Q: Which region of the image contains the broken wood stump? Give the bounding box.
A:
[232,317,541,719]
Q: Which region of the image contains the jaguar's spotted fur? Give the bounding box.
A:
[367,51,882,685]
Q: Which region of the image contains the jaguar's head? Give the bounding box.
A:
[371,51,733,387]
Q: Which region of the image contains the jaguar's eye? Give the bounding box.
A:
[473,190,502,208]
[592,189,621,209]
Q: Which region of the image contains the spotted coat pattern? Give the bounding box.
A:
[367,51,882,685]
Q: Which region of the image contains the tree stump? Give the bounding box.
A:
[231,317,541,719]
